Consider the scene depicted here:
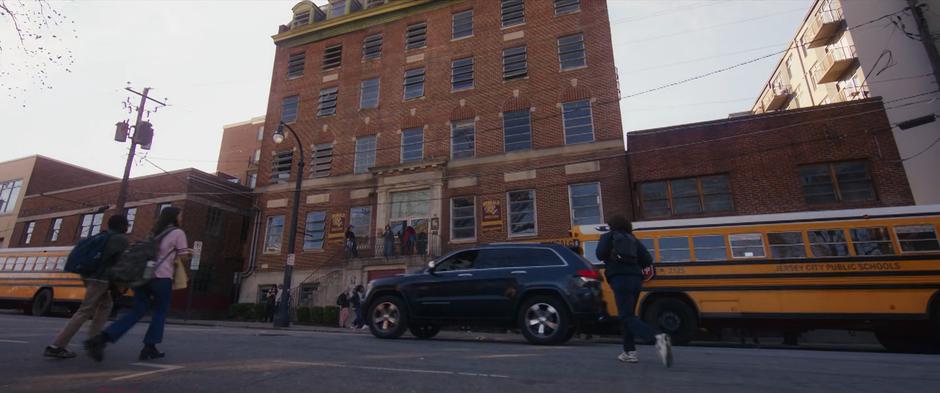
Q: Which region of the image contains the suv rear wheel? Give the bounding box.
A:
[367,295,408,339]
[518,296,573,345]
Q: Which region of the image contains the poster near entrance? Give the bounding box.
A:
[482,198,502,227]
[329,212,347,239]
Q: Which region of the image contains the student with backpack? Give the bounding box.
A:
[336,288,351,328]
[85,206,191,362]
[596,214,673,367]
[43,215,130,359]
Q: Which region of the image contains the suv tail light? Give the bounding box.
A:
[576,269,600,281]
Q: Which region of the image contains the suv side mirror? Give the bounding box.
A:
[426,260,438,275]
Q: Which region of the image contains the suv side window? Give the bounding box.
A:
[477,248,565,269]
[434,250,480,272]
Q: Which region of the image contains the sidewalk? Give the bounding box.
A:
[165,318,373,335]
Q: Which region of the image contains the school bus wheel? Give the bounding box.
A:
[28,288,54,317]
[643,297,698,345]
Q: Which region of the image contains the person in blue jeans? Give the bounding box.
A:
[596,214,673,367]
[85,207,191,362]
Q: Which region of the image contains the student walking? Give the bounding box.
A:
[262,287,278,323]
[350,285,366,329]
[84,207,191,362]
[44,215,129,359]
[336,288,351,328]
[596,214,673,367]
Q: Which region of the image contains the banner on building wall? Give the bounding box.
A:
[481,198,502,227]
[329,212,347,239]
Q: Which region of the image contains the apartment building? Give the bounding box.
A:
[631,98,914,220]
[218,115,266,189]
[0,156,115,248]
[241,0,627,305]
[751,0,940,204]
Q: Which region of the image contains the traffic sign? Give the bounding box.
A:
[286,254,295,266]
[190,241,203,271]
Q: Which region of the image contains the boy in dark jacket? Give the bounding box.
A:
[596,214,673,367]
[44,215,129,359]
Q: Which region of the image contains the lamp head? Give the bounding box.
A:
[272,124,286,144]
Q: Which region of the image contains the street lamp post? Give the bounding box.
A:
[273,121,305,328]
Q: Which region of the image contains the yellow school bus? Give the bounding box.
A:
[0,246,85,316]
[572,205,940,352]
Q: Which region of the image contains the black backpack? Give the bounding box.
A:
[65,232,112,276]
[109,227,176,287]
[336,292,349,307]
[609,231,639,265]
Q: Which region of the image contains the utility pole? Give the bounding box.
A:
[114,86,167,215]
[908,0,940,90]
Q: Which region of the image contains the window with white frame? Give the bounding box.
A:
[405,22,427,50]
[50,218,63,241]
[264,215,285,254]
[257,126,264,141]
[895,225,940,252]
[318,87,338,117]
[451,57,474,91]
[502,46,527,80]
[403,67,425,100]
[0,179,22,214]
[508,190,536,236]
[280,95,299,124]
[354,136,377,174]
[501,0,524,27]
[312,143,333,178]
[22,222,35,245]
[360,78,380,109]
[349,206,372,248]
[730,233,765,258]
[569,183,601,225]
[562,99,593,144]
[451,196,475,240]
[79,213,104,239]
[452,9,473,39]
[303,211,326,250]
[287,52,305,78]
[503,109,532,152]
[362,33,383,60]
[247,172,257,189]
[554,0,580,15]
[126,208,137,234]
[558,33,586,70]
[401,127,424,163]
[451,119,475,159]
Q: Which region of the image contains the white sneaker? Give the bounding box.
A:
[655,333,673,368]
[617,351,639,363]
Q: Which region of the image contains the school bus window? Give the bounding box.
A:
[692,235,726,261]
[45,257,57,271]
[851,227,895,256]
[639,238,656,261]
[0,256,6,270]
[659,236,691,262]
[808,229,849,257]
[55,257,67,271]
[895,225,940,252]
[768,232,806,258]
[730,233,766,258]
[583,240,601,265]
[34,256,48,272]
[24,256,36,271]
[14,256,27,271]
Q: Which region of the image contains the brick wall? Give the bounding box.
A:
[24,156,116,196]
[217,118,264,187]
[627,98,914,220]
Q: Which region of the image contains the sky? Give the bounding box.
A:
[0,0,810,178]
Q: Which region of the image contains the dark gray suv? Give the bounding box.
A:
[363,243,606,345]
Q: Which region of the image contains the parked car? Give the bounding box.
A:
[363,243,607,345]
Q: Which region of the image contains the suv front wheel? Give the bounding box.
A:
[518,296,573,345]
[368,295,409,339]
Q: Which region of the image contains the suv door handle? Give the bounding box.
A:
[458,273,473,277]
[510,270,527,275]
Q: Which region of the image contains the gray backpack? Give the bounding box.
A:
[110,227,176,287]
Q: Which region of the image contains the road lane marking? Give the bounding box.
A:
[0,339,28,344]
[471,353,539,359]
[276,360,509,379]
[110,363,183,381]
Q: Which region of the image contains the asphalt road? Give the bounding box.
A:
[1,314,938,393]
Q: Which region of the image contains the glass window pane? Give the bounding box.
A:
[451,197,476,240]
[800,164,837,204]
[360,78,380,109]
[436,250,479,272]
[659,237,690,262]
[354,136,377,174]
[452,10,473,39]
[401,127,424,163]
[730,233,766,258]
[265,216,285,253]
[895,225,940,252]
[280,95,299,123]
[850,227,895,256]
[503,110,532,152]
[508,190,536,236]
[808,229,849,257]
[558,33,585,70]
[768,232,807,259]
[451,119,475,159]
[693,235,727,261]
[562,100,593,144]
[569,183,601,225]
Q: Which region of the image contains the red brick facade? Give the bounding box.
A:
[12,169,253,318]
[247,0,626,290]
[217,116,265,188]
[627,98,915,220]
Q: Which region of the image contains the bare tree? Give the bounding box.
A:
[0,0,76,102]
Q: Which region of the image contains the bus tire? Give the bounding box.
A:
[29,288,54,317]
[643,297,698,345]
